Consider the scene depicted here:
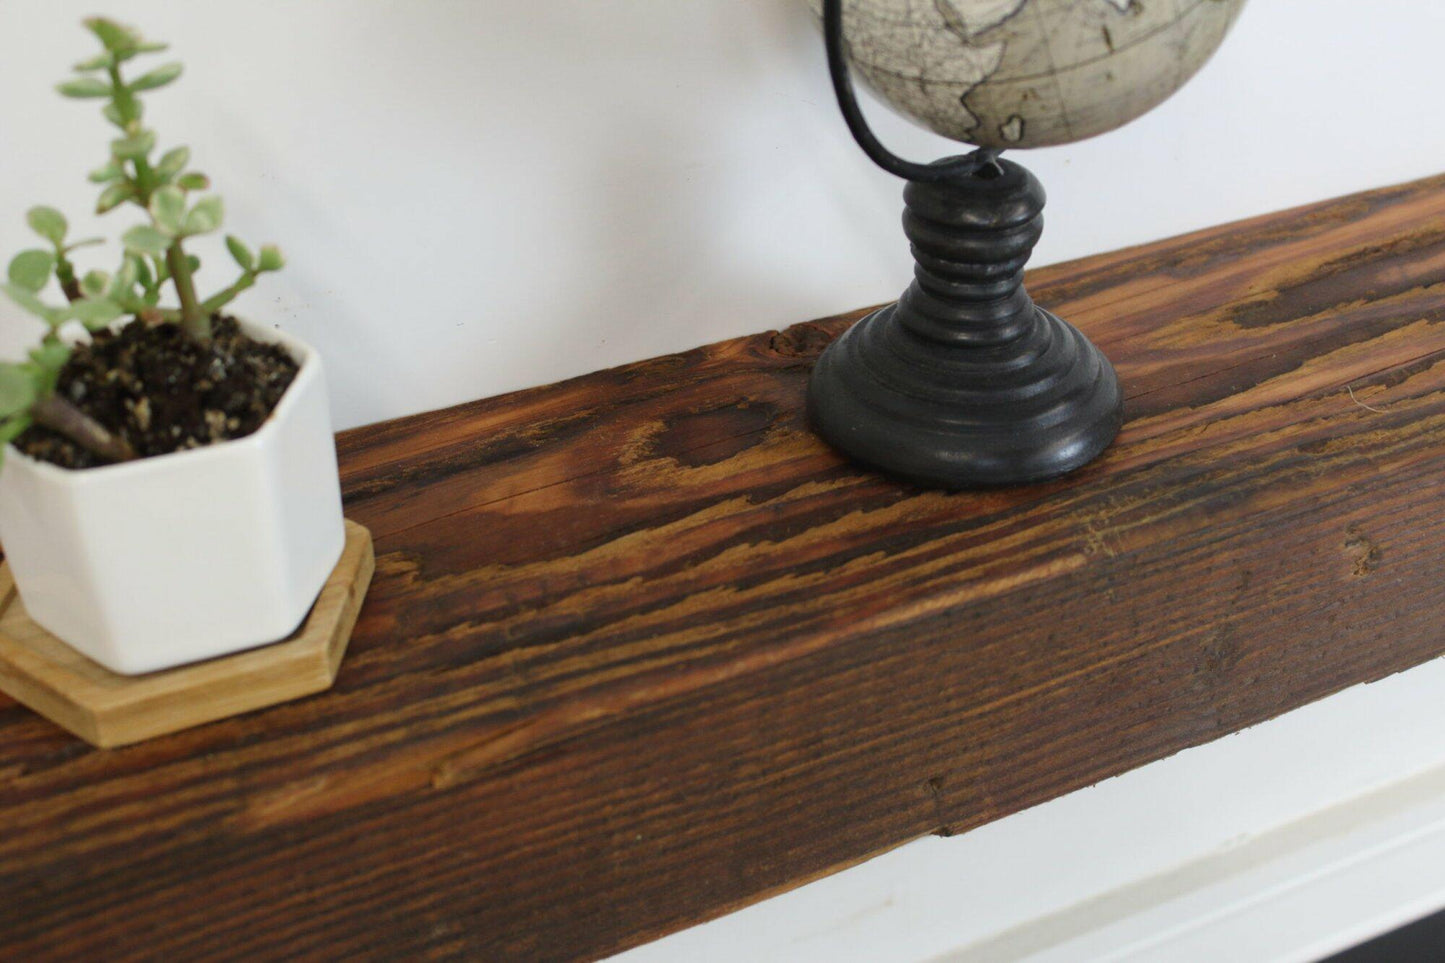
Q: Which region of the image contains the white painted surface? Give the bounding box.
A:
[2,0,1444,430]
[612,657,1445,963]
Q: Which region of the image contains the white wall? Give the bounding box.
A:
[1,0,1442,431]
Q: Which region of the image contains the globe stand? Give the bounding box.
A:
[807,157,1122,487]
[810,0,1122,488]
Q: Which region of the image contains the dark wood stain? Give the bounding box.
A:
[4,173,1445,962]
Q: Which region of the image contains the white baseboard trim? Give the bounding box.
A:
[948,760,1445,962]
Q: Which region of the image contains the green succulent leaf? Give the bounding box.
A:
[96,181,136,214]
[155,146,190,178]
[257,245,286,272]
[56,77,113,99]
[183,196,224,236]
[111,129,156,160]
[0,282,52,320]
[121,224,171,257]
[85,17,141,54]
[26,207,68,246]
[70,297,125,330]
[80,270,111,299]
[73,52,115,72]
[28,346,67,396]
[88,160,124,183]
[225,235,255,271]
[149,185,186,236]
[101,101,136,128]
[64,237,105,253]
[186,254,202,274]
[30,342,72,375]
[7,250,55,293]
[134,255,155,288]
[0,365,37,419]
[176,172,210,191]
[129,62,182,92]
[111,256,141,296]
[0,414,33,452]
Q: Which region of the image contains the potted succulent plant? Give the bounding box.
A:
[0,18,344,675]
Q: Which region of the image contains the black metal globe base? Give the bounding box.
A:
[807,158,1122,488]
[811,0,1122,489]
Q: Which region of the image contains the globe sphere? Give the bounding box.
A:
[815,0,1247,149]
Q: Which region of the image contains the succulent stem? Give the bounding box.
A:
[165,241,209,343]
[30,394,136,463]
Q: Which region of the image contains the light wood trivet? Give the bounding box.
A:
[0,519,373,748]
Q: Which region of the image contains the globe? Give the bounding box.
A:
[813,0,1247,149]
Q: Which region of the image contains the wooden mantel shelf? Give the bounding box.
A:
[5,174,1445,961]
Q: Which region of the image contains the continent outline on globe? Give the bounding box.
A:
[817,0,1247,150]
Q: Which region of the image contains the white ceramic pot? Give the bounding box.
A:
[0,321,345,675]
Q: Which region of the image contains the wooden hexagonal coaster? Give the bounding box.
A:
[0,519,373,748]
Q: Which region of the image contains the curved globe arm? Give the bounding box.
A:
[823,0,996,183]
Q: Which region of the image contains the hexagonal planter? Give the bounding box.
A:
[0,321,344,675]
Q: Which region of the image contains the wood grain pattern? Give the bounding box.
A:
[0,521,374,748]
[4,174,1445,961]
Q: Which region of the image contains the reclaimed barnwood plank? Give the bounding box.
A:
[2,174,1445,961]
